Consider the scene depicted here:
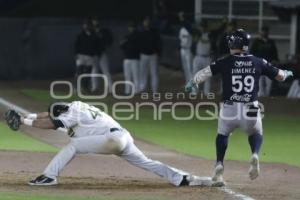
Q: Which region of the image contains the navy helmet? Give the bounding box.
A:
[227,29,251,51]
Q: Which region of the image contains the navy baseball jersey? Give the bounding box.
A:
[210,53,279,102]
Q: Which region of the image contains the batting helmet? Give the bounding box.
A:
[48,102,69,118]
[227,29,251,51]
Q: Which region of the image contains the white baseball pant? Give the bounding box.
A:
[123,59,139,94]
[139,54,158,93]
[258,76,272,97]
[180,48,193,83]
[193,55,211,95]
[76,54,97,68]
[75,54,97,92]
[91,53,113,92]
[287,80,300,98]
[43,129,187,186]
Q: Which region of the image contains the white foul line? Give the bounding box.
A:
[0,97,256,199]
[0,97,67,133]
[0,97,31,114]
[219,186,256,200]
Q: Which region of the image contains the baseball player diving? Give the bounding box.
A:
[185,29,293,184]
[4,101,218,187]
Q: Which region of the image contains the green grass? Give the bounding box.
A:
[121,109,300,167]
[0,123,57,152]
[0,193,163,200]
[21,89,300,167]
[22,89,80,103]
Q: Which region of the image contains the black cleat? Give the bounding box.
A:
[28,175,58,186]
[179,175,189,186]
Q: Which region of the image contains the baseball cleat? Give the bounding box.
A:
[249,154,260,180]
[28,175,58,186]
[212,162,224,182]
[179,175,190,186]
[211,162,226,186]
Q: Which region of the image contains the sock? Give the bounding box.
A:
[248,133,263,155]
[215,134,229,165]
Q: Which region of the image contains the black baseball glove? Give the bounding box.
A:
[4,109,21,131]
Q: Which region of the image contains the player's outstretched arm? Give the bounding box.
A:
[25,112,49,120]
[21,117,57,130]
[275,69,293,82]
[5,110,57,131]
[185,66,212,93]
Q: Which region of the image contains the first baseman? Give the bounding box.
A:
[185,29,293,184]
[5,101,217,187]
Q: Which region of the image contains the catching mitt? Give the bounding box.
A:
[4,110,21,131]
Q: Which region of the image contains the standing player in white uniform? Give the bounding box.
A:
[10,101,216,187]
[185,29,293,184]
[179,23,193,83]
[193,21,211,95]
[287,78,300,98]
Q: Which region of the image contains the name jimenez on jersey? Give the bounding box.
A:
[230,61,256,102]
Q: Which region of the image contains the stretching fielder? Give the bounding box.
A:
[185,29,293,184]
[5,101,216,187]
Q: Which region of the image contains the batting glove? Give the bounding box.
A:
[185,80,197,93]
[284,70,294,79]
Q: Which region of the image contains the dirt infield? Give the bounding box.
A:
[0,82,300,200]
[0,141,300,200]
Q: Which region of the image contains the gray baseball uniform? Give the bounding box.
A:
[218,101,262,136]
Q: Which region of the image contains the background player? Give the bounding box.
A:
[91,18,114,93]
[185,29,293,184]
[250,26,279,97]
[5,101,216,187]
[120,22,140,95]
[192,20,212,95]
[178,12,193,84]
[74,20,98,93]
[138,17,162,93]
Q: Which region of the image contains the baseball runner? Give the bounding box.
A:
[185,29,293,184]
[4,101,218,187]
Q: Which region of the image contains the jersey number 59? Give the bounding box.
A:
[232,75,254,93]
